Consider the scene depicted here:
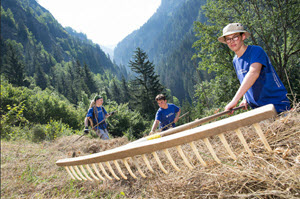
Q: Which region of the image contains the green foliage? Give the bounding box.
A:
[129,48,165,119]
[1,80,85,130]
[32,120,72,142]
[31,124,46,142]
[1,39,29,87]
[192,0,300,113]
[1,0,126,104]
[0,101,28,140]
[104,102,150,139]
[50,60,101,105]
[44,119,72,141]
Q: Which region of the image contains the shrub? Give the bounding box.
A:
[31,124,46,142]
[0,101,28,140]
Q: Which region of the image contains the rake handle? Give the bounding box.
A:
[155,105,245,138]
[131,106,245,145]
[156,111,189,133]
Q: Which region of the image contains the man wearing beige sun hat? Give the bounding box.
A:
[219,23,290,114]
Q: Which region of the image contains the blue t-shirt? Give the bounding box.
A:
[86,106,108,129]
[233,45,290,113]
[155,103,180,130]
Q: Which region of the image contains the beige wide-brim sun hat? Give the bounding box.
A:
[218,23,250,44]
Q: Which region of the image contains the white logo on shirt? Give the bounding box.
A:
[238,69,248,75]
[166,113,174,118]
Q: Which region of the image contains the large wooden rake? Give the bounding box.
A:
[56,104,277,181]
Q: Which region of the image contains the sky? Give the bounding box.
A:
[37,0,161,48]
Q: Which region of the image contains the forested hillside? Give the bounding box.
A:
[1,0,123,75]
[1,0,132,107]
[0,0,169,141]
[114,0,208,101]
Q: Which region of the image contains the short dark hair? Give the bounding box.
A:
[155,94,166,101]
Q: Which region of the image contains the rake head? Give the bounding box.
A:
[56,104,277,181]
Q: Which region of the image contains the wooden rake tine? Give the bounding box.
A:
[122,158,137,179]
[163,149,180,171]
[92,164,105,181]
[74,166,87,180]
[218,133,237,160]
[98,163,113,180]
[113,160,127,179]
[85,164,100,181]
[252,123,272,152]
[203,138,221,164]
[152,151,168,174]
[65,166,76,180]
[142,154,154,173]
[189,142,207,167]
[176,145,194,169]
[132,157,146,178]
[69,166,82,180]
[105,161,120,180]
[235,128,254,156]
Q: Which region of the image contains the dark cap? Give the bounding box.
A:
[94,95,103,101]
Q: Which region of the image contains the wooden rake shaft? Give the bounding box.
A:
[56,104,277,181]
[127,106,245,147]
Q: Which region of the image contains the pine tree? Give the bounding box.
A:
[83,63,98,94]
[2,40,27,86]
[35,64,48,90]
[120,76,131,104]
[129,48,164,119]
[110,79,122,104]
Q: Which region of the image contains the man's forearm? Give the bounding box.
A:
[233,64,261,103]
[174,110,181,123]
[151,120,159,132]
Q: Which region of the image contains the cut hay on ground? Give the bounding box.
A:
[1,104,299,198]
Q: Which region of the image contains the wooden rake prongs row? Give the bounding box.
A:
[56,104,277,181]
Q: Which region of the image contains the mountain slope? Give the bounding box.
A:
[114,0,208,101]
[1,0,122,76]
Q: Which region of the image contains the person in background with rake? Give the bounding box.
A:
[84,95,113,139]
[219,23,290,114]
[149,94,181,135]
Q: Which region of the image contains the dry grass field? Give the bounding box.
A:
[1,105,299,199]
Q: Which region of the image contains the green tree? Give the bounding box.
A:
[192,0,300,108]
[83,63,98,94]
[110,79,122,104]
[129,48,164,119]
[120,76,131,105]
[35,64,48,90]
[2,40,27,86]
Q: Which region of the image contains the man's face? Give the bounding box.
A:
[95,98,103,106]
[157,100,167,109]
[225,33,244,52]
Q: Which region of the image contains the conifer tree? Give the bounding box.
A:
[129,48,164,119]
[83,63,98,94]
[110,79,122,104]
[35,64,48,90]
[2,40,27,87]
[120,76,131,104]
